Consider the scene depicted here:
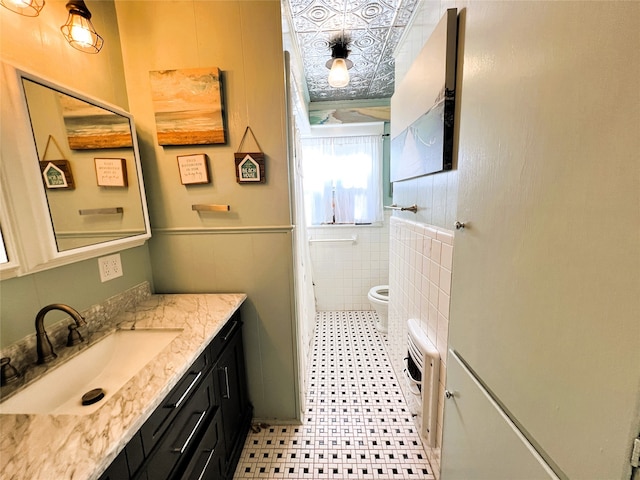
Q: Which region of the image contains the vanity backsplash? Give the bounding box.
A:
[1,281,152,390]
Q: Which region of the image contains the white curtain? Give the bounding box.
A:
[301,135,383,225]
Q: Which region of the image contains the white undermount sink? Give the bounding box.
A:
[0,329,182,416]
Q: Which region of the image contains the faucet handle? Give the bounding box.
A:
[1,357,21,386]
[67,324,84,346]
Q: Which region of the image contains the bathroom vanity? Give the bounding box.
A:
[0,293,251,480]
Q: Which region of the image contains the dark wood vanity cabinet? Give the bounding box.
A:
[98,312,252,480]
[212,318,251,478]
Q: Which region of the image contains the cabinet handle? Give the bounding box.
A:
[220,366,230,399]
[172,410,207,454]
[222,321,238,342]
[170,371,203,409]
[194,449,216,480]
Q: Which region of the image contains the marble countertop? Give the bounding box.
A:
[0,293,246,480]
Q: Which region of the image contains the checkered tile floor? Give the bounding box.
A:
[233,311,434,479]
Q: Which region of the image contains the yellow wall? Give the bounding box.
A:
[114,0,298,421]
[0,0,128,109]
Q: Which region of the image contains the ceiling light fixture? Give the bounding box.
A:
[0,0,45,17]
[60,0,103,54]
[326,38,353,88]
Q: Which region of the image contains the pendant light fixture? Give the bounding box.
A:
[60,0,103,54]
[0,0,45,17]
[326,38,353,88]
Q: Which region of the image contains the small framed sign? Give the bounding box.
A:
[94,158,128,187]
[234,153,265,183]
[39,160,75,189]
[234,126,265,184]
[177,153,210,185]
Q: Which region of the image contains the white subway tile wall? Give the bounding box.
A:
[308,213,390,311]
[387,216,454,479]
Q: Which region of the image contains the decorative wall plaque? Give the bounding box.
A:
[40,160,75,189]
[177,153,210,185]
[235,153,265,183]
[234,126,265,184]
[94,158,128,187]
[38,135,75,189]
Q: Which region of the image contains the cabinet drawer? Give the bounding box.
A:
[209,312,240,362]
[178,408,225,480]
[144,370,218,480]
[141,348,212,456]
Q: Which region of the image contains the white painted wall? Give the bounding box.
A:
[395,1,640,478]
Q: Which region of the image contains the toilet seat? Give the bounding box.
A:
[368,285,389,302]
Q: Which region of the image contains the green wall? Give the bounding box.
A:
[0,245,153,348]
[115,0,299,421]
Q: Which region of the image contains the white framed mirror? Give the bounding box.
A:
[0,63,151,275]
[0,201,21,280]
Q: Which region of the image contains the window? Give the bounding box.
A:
[301,134,383,225]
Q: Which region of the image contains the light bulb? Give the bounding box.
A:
[1,0,45,16]
[8,0,31,7]
[70,22,92,46]
[328,58,350,88]
[60,6,104,54]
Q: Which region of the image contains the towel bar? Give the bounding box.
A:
[308,235,357,244]
[192,204,230,212]
[384,204,418,213]
[78,207,123,215]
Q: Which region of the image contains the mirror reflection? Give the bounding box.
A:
[20,77,147,252]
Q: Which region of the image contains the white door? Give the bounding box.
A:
[441,351,558,479]
[441,2,640,479]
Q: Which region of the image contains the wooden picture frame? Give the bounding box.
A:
[39,160,75,189]
[94,158,128,187]
[177,154,210,185]
[234,153,265,183]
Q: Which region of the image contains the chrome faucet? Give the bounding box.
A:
[35,304,87,364]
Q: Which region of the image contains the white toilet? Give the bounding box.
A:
[368,285,389,333]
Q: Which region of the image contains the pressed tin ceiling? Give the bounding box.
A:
[283,0,420,102]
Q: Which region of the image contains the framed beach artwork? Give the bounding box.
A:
[58,94,133,150]
[390,8,458,182]
[149,67,226,146]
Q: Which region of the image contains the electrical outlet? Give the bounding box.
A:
[98,253,123,282]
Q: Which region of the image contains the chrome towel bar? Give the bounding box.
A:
[384,204,418,213]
